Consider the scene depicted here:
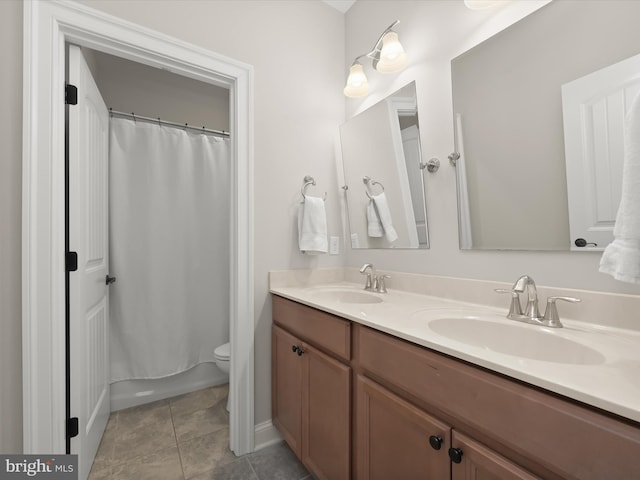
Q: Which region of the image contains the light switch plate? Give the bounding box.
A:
[330,236,340,255]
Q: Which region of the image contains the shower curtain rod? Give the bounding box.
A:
[109,109,230,138]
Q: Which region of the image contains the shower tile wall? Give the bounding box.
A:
[89,385,310,480]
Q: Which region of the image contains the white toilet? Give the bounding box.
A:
[214,342,231,411]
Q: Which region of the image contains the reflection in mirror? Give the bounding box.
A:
[340,82,429,249]
[451,1,640,251]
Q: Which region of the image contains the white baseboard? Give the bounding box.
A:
[254,419,283,451]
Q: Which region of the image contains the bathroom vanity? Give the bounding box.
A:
[270,274,640,480]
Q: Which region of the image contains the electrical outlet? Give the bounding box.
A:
[330,236,340,255]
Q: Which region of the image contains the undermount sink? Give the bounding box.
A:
[311,289,383,304]
[428,317,605,365]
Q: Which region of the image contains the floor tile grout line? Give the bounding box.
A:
[168,400,187,480]
[245,455,261,480]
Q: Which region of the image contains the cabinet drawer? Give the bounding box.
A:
[272,295,351,361]
[355,324,640,480]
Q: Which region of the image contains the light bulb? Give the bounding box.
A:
[343,63,369,97]
[375,31,407,73]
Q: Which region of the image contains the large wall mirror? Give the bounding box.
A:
[451,0,640,251]
[340,82,429,249]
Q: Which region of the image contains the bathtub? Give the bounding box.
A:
[110,362,228,411]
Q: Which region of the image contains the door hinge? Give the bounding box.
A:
[67,417,79,439]
[66,251,78,272]
[65,84,78,105]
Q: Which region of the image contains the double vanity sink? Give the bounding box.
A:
[271,270,640,479]
[311,285,603,365]
[272,280,640,423]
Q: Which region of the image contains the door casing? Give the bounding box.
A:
[22,0,254,455]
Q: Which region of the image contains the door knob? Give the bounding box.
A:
[105,275,117,285]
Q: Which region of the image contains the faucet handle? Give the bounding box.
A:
[542,296,581,328]
[377,274,391,293]
[495,288,523,319]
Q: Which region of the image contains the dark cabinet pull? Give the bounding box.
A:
[448,447,463,464]
[105,275,117,285]
[428,435,443,450]
[292,345,299,354]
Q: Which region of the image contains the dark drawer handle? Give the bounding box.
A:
[448,447,463,464]
[429,435,443,450]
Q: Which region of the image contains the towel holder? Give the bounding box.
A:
[301,175,327,201]
[363,176,385,199]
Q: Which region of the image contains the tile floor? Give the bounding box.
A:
[89,384,311,480]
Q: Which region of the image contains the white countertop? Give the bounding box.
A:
[270,281,640,424]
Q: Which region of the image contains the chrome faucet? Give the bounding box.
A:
[359,263,377,291]
[359,263,390,293]
[496,275,581,328]
[512,275,541,321]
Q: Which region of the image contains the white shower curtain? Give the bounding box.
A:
[109,117,230,382]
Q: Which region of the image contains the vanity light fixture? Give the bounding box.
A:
[343,20,407,98]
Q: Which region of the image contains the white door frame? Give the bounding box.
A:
[22,0,254,455]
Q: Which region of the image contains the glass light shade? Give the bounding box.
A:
[375,31,407,73]
[343,63,369,97]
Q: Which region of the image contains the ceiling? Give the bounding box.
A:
[323,0,356,13]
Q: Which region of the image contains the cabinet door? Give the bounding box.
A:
[450,431,540,480]
[302,343,351,480]
[272,325,303,457]
[355,375,451,480]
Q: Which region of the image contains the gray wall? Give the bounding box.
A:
[0,0,24,454]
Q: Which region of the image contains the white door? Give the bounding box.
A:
[68,44,110,480]
[562,52,640,251]
[401,124,428,247]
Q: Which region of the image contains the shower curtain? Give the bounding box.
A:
[109,117,230,382]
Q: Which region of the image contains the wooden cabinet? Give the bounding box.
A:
[272,296,351,480]
[272,295,640,480]
[355,374,450,480]
[354,373,537,480]
[450,431,539,480]
[272,325,303,456]
[354,323,640,480]
[302,341,350,480]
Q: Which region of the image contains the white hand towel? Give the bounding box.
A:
[372,193,398,243]
[298,196,328,254]
[367,200,383,237]
[599,92,640,284]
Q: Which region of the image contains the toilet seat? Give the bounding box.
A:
[214,342,230,361]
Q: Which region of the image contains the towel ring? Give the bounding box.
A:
[363,176,385,199]
[301,175,327,201]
